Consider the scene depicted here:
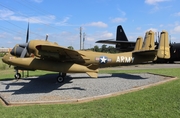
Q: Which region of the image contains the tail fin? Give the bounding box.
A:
[141,30,155,51]
[116,25,128,41]
[157,31,170,59]
[134,37,143,51]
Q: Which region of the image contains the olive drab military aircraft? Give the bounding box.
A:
[2,28,170,83]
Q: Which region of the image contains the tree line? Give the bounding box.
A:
[68,45,119,53]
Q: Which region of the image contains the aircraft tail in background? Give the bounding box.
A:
[116,25,128,41]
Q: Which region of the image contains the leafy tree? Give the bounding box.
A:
[67,46,74,50]
[107,46,117,53]
[101,44,107,52]
[94,45,100,52]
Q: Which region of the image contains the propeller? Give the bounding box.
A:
[20,23,29,58]
[10,23,30,57]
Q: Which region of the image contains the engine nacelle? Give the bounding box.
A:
[28,40,59,57]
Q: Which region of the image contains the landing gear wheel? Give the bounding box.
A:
[14,73,21,80]
[57,76,64,83]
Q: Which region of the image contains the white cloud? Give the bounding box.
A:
[13,37,22,40]
[173,25,180,33]
[0,9,56,24]
[0,32,9,38]
[159,24,164,27]
[174,12,180,16]
[84,21,108,28]
[87,31,113,42]
[136,27,141,30]
[117,8,126,16]
[111,17,127,23]
[0,9,14,19]
[98,31,113,39]
[29,15,56,23]
[7,41,12,44]
[145,0,170,5]
[146,28,158,32]
[55,17,70,26]
[32,0,43,3]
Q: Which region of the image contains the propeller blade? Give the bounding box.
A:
[19,43,28,48]
[26,22,29,43]
[20,47,27,58]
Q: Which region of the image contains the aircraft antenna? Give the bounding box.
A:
[83,32,86,50]
[80,27,82,50]
[45,34,48,41]
[158,32,160,43]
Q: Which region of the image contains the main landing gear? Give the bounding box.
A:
[57,72,66,83]
[13,68,66,83]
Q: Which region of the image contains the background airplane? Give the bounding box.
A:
[96,25,180,63]
[2,28,170,83]
[96,25,135,52]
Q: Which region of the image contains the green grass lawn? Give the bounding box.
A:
[0,58,180,117]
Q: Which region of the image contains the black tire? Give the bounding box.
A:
[14,73,21,80]
[57,76,64,83]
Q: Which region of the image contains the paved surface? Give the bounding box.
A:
[103,62,180,70]
[0,72,175,105]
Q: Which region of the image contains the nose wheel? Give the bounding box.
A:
[14,67,21,80]
[14,73,21,80]
[57,72,66,83]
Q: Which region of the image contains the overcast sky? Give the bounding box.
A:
[0,0,180,49]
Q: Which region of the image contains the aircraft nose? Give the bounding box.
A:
[2,53,10,64]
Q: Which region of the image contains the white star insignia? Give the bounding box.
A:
[100,56,107,63]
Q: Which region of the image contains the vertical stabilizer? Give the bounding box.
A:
[157,31,170,59]
[116,25,128,41]
[141,30,155,51]
[134,37,143,51]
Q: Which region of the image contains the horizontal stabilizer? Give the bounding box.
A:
[157,31,170,59]
[133,50,157,56]
[86,72,98,78]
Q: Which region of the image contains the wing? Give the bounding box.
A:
[35,45,88,63]
[96,39,135,45]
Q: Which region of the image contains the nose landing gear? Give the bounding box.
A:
[14,72,21,80]
[14,68,21,80]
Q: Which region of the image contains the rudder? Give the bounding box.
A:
[141,30,155,51]
[116,25,128,41]
[134,37,143,51]
[157,30,170,59]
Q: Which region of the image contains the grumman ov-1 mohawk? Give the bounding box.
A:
[2,28,170,83]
